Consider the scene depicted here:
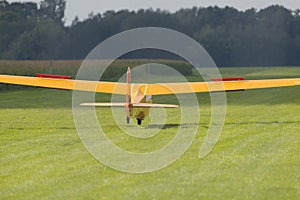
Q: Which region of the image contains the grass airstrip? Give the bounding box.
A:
[0,63,299,199]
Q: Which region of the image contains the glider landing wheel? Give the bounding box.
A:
[126,117,130,124]
[137,118,142,125]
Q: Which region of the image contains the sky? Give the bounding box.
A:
[7,0,300,25]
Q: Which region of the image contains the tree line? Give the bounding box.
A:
[1,0,300,66]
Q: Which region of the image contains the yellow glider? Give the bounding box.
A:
[1,70,300,125]
[0,74,300,95]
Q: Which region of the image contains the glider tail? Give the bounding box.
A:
[126,67,131,124]
[80,102,178,108]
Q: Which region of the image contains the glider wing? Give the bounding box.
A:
[1,74,300,95]
[141,78,300,95]
[0,74,127,95]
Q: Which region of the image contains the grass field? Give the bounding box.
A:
[0,65,300,199]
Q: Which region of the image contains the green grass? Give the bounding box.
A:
[0,59,193,79]
[219,66,300,79]
[0,67,300,199]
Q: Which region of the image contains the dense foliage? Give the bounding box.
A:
[1,0,300,66]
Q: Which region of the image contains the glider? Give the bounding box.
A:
[0,67,300,125]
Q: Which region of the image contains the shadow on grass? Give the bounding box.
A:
[146,123,200,130]
[145,120,300,130]
[225,121,300,125]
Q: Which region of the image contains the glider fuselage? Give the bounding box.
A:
[129,84,153,124]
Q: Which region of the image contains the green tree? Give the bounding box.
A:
[4,21,65,59]
[39,0,66,24]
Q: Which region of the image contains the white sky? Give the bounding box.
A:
[7,0,300,25]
